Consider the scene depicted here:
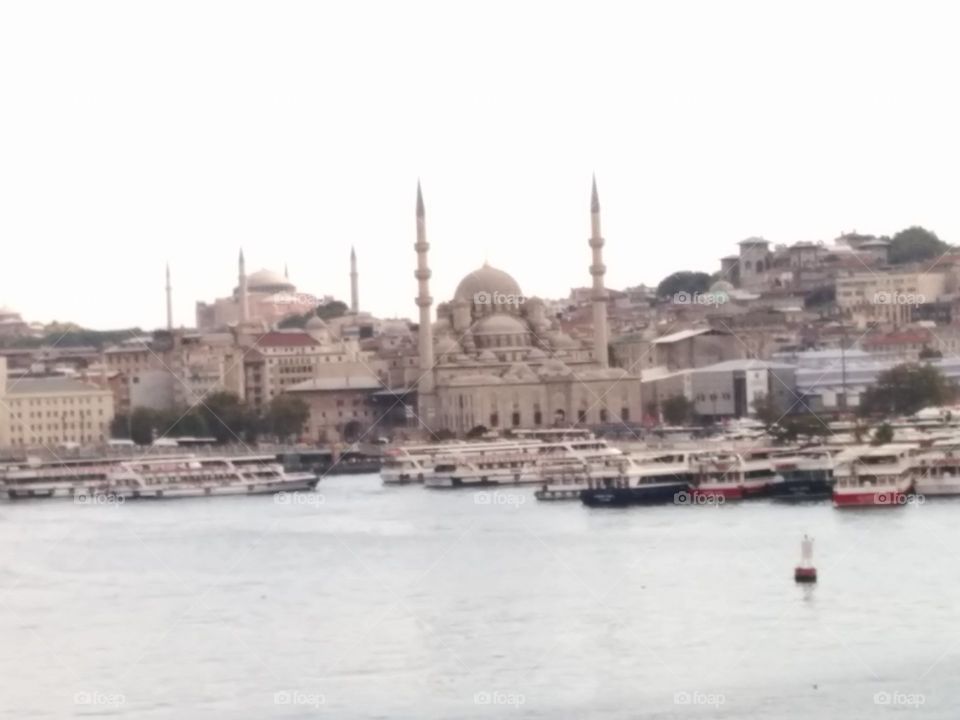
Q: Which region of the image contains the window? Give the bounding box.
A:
[621,408,630,421]
[490,412,499,428]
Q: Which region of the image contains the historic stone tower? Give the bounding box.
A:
[589,176,609,368]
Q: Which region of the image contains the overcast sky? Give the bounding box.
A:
[2,0,959,330]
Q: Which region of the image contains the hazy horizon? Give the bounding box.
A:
[3,0,960,330]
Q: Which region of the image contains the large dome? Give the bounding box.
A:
[454,263,522,305]
[247,269,295,293]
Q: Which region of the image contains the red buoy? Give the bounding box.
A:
[795,535,817,584]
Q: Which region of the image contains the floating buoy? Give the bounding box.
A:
[794,534,817,584]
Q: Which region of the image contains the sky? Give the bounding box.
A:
[2,0,960,330]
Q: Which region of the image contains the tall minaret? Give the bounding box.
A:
[350,246,359,314]
[589,176,609,368]
[165,262,173,330]
[238,249,249,325]
[414,181,436,429]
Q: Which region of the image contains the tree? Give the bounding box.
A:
[466,425,489,439]
[752,394,780,428]
[267,394,310,442]
[197,391,254,443]
[804,286,836,309]
[129,407,158,445]
[771,415,830,444]
[859,363,957,417]
[919,345,943,360]
[662,395,693,425]
[871,422,894,446]
[888,226,951,265]
[656,271,711,299]
[110,413,130,439]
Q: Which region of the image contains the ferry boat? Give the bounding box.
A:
[832,444,917,507]
[380,439,544,485]
[690,451,743,500]
[739,448,778,497]
[0,455,318,500]
[913,447,960,496]
[537,451,691,501]
[768,448,835,501]
[427,437,622,488]
[578,452,695,507]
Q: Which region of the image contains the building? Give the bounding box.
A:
[835,270,946,328]
[687,359,799,419]
[287,373,384,443]
[0,359,115,448]
[195,251,323,330]
[410,179,642,436]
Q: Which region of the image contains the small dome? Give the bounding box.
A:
[526,348,547,360]
[547,330,578,349]
[305,316,328,330]
[475,314,529,336]
[454,263,523,305]
[478,349,497,362]
[710,279,735,294]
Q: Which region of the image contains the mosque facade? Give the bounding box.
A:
[412,180,642,435]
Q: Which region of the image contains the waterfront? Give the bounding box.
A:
[2,475,960,718]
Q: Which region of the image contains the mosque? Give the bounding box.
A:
[413,179,642,435]
[194,253,322,331]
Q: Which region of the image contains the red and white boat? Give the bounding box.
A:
[832,444,916,507]
[739,448,778,497]
[691,451,743,500]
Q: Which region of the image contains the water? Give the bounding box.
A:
[1,475,958,718]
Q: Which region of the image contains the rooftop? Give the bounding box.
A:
[6,376,109,395]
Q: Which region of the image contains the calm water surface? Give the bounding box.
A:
[2,474,959,718]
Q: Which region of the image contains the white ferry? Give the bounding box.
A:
[913,446,960,496]
[380,439,542,485]
[739,448,779,497]
[768,448,836,501]
[427,437,622,489]
[691,451,744,500]
[0,455,317,500]
[832,444,917,507]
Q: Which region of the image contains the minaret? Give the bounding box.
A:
[238,249,249,325]
[589,176,609,368]
[414,181,436,429]
[350,246,359,314]
[165,263,173,330]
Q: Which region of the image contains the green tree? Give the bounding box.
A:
[466,425,489,439]
[859,363,956,417]
[656,271,711,299]
[110,413,130,439]
[266,394,310,442]
[129,407,158,445]
[752,394,780,428]
[771,415,830,444]
[872,422,894,445]
[919,345,943,360]
[278,300,350,329]
[197,391,253,443]
[662,395,693,425]
[888,226,951,265]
